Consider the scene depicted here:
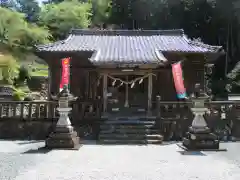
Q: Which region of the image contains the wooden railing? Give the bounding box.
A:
[205,101,240,141]
[0,101,58,120]
[154,100,193,140]
[0,99,102,121]
[154,100,240,141]
[71,99,102,121]
[1,99,240,141]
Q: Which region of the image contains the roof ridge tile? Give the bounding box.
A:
[70,29,184,36]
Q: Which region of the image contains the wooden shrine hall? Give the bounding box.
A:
[35,29,224,117]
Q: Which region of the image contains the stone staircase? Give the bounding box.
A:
[98,117,163,144]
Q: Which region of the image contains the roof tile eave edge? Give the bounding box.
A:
[35,50,96,54]
[160,50,223,54]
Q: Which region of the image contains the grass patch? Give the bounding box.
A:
[31,70,48,77]
[19,60,48,77]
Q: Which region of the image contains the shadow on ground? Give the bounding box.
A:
[178,150,207,156]
[22,147,51,154]
[17,140,45,145]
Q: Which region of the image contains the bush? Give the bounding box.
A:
[24,96,33,101]
[13,90,25,101]
[0,54,18,85]
[28,76,48,91]
[15,65,31,85]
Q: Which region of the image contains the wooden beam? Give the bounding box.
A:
[124,76,129,107]
[98,68,170,74]
[148,73,153,115]
[103,73,108,113]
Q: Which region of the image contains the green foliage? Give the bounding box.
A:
[16,65,31,85]
[227,61,240,92]
[0,0,17,8]
[16,0,40,22]
[0,54,18,85]
[24,95,33,101]
[39,0,92,40]
[91,0,112,26]
[12,88,25,101]
[0,7,51,52]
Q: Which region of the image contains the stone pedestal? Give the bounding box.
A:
[46,87,80,150]
[183,97,219,150]
[46,107,80,149]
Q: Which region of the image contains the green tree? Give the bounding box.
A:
[91,0,112,26]
[16,0,40,22]
[0,7,50,53]
[0,7,50,84]
[0,0,17,8]
[0,54,18,85]
[39,0,92,40]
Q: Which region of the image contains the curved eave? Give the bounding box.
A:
[161,46,224,54]
[34,46,95,60]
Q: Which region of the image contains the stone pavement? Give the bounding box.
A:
[1,141,240,180]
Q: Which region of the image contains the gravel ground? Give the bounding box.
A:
[1,141,240,180]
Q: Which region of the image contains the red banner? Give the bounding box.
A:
[171,62,186,99]
[59,57,70,91]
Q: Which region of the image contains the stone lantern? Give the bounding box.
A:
[46,85,80,149]
[182,84,219,150]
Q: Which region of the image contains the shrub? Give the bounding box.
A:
[24,96,33,101]
[0,54,18,85]
[13,90,25,101]
[15,65,31,85]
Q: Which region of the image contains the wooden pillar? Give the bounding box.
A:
[124,75,129,107]
[93,72,98,99]
[103,74,108,113]
[89,72,93,99]
[148,73,153,115]
[85,71,90,98]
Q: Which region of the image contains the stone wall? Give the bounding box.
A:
[0,118,100,140]
[0,118,57,140]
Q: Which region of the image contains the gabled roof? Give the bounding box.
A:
[36,29,223,65]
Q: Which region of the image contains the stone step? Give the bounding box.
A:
[98,117,162,144]
[99,134,163,140]
[100,124,155,129]
[100,128,159,134]
[114,117,156,121]
[98,139,163,144]
[103,120,156,125]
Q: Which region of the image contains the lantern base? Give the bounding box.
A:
[182,126,219,150]
[46,125,80,150]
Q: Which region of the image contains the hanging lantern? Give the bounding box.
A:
[139,78,143,84]
[112,79,117,86]
[131,82,135,88]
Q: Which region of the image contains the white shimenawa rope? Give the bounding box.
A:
[107,73,156,85]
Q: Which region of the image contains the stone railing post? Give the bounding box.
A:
[46,86,80,150]
[182,84,219,150]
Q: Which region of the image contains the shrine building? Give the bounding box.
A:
[35,29,224,117]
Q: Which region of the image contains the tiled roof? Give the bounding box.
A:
[36,29,223,64]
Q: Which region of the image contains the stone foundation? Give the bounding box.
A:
[183,126,219,150]
[46,125,80,149]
